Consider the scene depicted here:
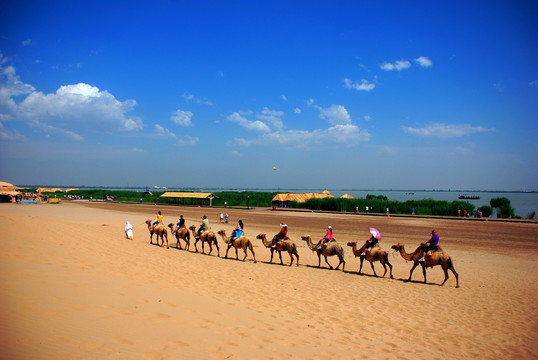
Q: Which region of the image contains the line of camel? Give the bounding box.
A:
[144,220,460,288]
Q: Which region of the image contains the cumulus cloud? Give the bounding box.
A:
[402,123,495,138]
[380,60,411,71]
[177,135,199,146]
[229,103,369,148]
[182,92,214,106]
[227,112,271,132]
[0,122,25,140]
[17,83,142,132]
[257,107,284,129]
[317,104,351,125]
[343,78,375,91]
[294,107,301,114]
[171,109,193,126]
[154,124,176,138]
[415,56,432,67]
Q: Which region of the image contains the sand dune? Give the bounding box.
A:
[1,201,537,359]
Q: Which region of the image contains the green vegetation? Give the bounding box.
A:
[490,197,515,218]
[289,196,476,217]
[478,205,493,218]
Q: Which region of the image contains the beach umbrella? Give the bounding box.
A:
[369,227,382,240]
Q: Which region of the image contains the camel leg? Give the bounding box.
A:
[440,267,449,287]
[317,253,322,268]
[288,251,294,267]
[269,248,275,263]
[359,258,364,274]
[165,234,169,249]
[210,239,220,257]
[421,264,427,284]
[336,256,345,271]
[278,251,284,265]
[451,267,459,288]
[387,261,393,279]
[380,263,387,278]
[250,245,256,263]
[193,239,199,253]
[294,251,299,267]
[225,244,231,258]
[207,242,213,256]
[408,262,419,281]
[323,255,333,269]
[370,261,377,277]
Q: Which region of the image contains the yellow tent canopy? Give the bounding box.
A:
[340,193,354,199]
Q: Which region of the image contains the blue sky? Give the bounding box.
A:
[0,1,537,190]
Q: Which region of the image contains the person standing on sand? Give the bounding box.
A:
[125,221,134,240]
[220,213,223,223]
[419,230,439,262]
[225,213,229,224]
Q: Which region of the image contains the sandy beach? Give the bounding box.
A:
[1,201,537,360]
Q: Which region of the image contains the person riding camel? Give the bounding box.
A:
[361,234,379,256]
[228,220,244,248]
[318,225,333,249]
[152,211,163,228]
[419,230,440,262]
[197,215,209,240]
[272,223,288,248]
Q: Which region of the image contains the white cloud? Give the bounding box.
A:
[364,115,371,121]
[171,109,193,126]
[343,78,375,91]
[154,124,176,138]
[227,112,271,132]
[317,104,351,125]
[281,95,287,101]
[29,119,84,141]
[0,122,25,140]
[257,107,284,129]
[402,123,495,138]
[381,60,411,71]
[306,98,316,105]
[177,135,199,145]
[529,80,538,89]
[415,56,432,67]
[294,107,301,114]
[182,92,214,106]
[22,39,32,46]
[17,83,142,132]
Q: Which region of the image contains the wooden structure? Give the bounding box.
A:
[271,190,333,208]
[159,192,218,206]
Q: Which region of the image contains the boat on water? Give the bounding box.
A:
[458,194,480,200]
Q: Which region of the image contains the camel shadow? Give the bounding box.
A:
[392,277,440,287]
[304,264,340,272]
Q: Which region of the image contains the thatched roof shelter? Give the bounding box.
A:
[159,192,218,206]
[272,190,333,207]
[340,193,354,199]
[0,181,20,202]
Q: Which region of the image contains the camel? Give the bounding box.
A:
[217,230,256,262]
[256,233,299,266]
[167,223,190,250]
[145,220,169,249]
[347,241,393,278]
[391,243,459,288]
[188,225,220,257]
[300,235,345,271]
